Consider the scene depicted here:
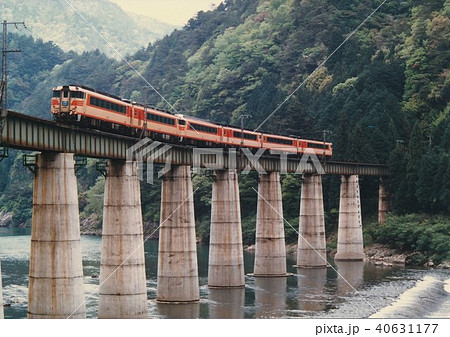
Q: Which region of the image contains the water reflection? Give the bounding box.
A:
[157,302,200,319]
[1,229,448,319]
[254,277,286,318]
[334,261,365,294]
[208,288,245,319]
[297,268,327,311]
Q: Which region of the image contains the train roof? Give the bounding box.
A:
[66,84,124,102]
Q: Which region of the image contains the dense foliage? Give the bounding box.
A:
[0,1,448,253]
[365,214,450,265]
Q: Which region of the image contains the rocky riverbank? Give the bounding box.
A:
[364,244,407,266]
[79,214,101,235]
[79,214,160,238]
[365,244,450,269]
[245,242,450,269]
[0,211,13,228]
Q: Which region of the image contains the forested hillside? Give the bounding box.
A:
[0,0,176,59]
[1,0,449,256]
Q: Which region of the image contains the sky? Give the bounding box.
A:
[109,0,219,26]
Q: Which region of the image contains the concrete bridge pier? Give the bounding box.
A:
[98,160,148,319]
[157,165,199,303]
[378,177,389,224]
[28,153,86,319]
[0,255,4,319]
[296,174,327,268]
[334,175,365,261]
[208,170,244,288]
[253,172,289,277]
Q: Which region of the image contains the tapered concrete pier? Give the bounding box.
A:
[378,177,389,224]
[28,153,86,319]
[253,172,288,276]
[208,170,244,287]
[157,165,199,303]
[296,174,327,268]
[0,255,4,319]
[334,175,365,261]
[98,160,148,319]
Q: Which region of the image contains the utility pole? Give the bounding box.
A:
[1,20,26,135]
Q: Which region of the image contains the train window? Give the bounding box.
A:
[178,119,186,126]
[90,96,126,114]
[63,90,69,98]
[307,143,328,149]
[189,122,217,134]
[233,131,258,140]
[147,113,175,125]
[52,90,61,98]
[266,137,293,145]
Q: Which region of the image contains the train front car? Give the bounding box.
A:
[51,85,85,123]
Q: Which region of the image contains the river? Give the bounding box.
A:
[1,227,449,319]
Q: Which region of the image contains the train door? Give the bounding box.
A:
[217,127,223,143]
[61,86,70,113]
[222,128,230,145]
[143,107,148,132]
[130,103,136,127]
[299,141,307,154]
[178,118,187,139]
[137,107,142,128]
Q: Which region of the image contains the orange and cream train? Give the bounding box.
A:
[51,85,332,156]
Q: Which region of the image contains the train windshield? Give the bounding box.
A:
[52,90,61,98]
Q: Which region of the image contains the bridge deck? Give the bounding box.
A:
[0,111,388,176]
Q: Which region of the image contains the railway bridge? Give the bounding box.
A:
[0,111,390,318]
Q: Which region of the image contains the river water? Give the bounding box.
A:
[1,227,449,319]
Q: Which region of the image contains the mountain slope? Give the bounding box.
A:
[106,0,450,214]
[1,0,449,228]
[0,0,176,58]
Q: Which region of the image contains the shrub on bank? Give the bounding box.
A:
[364,214,450,265]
